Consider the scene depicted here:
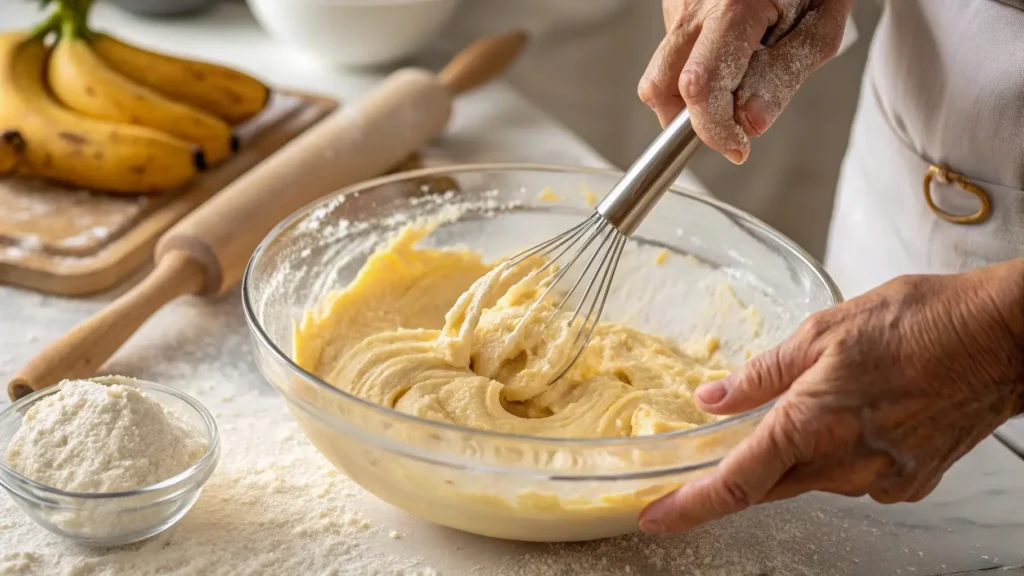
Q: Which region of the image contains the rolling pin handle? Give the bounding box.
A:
[7,251,206,401]
[438,30,528,96]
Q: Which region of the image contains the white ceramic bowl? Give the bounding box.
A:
[247,0,459,68]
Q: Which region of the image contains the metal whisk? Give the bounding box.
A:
[508,109,703,381]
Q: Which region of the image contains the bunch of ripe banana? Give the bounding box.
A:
[0,1,269,194]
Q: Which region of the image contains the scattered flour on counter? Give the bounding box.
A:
[476,497,926,576]
[5,379,206,493]
[0,289,439,575]
[0,387,438,576]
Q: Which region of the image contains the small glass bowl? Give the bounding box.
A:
[0,376,220,547]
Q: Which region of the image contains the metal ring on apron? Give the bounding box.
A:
[922,164,992,225]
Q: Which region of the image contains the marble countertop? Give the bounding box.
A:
[1,3,1022,575]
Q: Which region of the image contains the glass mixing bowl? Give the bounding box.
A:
[243,163,841,542]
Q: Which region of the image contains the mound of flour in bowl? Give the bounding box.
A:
[4,379,207,493]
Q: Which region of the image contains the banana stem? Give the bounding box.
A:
[53,0,95,41]
[31,9,62,38]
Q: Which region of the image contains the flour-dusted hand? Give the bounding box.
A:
[638,259,1024,534]
[638,0,852,164]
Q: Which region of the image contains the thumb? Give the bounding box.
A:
[735,0,852,137]
[695,337,815,415]
[676,2,775,164]
[639,407,798,533]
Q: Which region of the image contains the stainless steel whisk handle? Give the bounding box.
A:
[596,108,702,236]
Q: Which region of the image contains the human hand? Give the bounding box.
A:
[638,0,853,164]
[639,260,1024,534]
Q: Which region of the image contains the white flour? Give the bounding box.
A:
[5,380,206,494]
[0,388,440,576]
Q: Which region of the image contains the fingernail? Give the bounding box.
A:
[680,66,704,99]
[696,381,727,405]
[639,519,667,534]
[744,97,771,136]
[724,149,744,165]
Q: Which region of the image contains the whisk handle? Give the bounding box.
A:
[597,108,702,236]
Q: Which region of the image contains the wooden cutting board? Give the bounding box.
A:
[0,90,338,296]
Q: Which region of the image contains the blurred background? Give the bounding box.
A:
[426,1,884,261]
[10,0,883,260]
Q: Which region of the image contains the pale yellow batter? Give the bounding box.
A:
[294,225,732,439]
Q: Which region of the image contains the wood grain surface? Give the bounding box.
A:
[0,90,338,295]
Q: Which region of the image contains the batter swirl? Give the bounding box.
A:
[294,226,731,439]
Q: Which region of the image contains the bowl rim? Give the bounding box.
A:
[0,377,220,501]
[242,162,843,448]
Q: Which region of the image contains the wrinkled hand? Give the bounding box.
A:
[639,0,853,164]
[639,260,1024,534]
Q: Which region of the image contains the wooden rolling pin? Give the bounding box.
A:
[8,31,528,400]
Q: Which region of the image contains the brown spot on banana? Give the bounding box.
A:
[0,130,24,173]
[58,132,88,146]
[193,147,207,171]
[1,130,25,151]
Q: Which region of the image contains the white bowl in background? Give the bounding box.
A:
[246,0,459,68]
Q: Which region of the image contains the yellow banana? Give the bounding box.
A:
[0,32,204,194]
[0,130,25,174]
[92,33,269,125]
[48,34,235,165]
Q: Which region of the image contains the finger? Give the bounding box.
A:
[766,453,893,502]
[661,1,681,30]
[869,482,911,505]
[638,21,700,128]
[906,473,944,503]
[871,461,948,504]
[680,3,777,163]
[695,336,818,415]
[762,0,810,46]
[639,408,797,533]
[736,0,853,137]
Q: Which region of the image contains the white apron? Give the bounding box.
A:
[825,0,1024,297]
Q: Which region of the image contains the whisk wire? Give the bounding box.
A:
[509,213,600,268]
[545,219,611,318]
[501,108,701,386]
[549,230,627,383]
[503,212,634,384]
[559,223,615,322]
[568,231,623,330]
[514,215,605,330]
